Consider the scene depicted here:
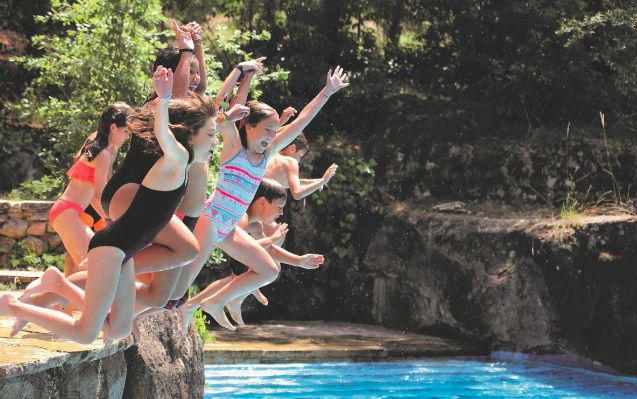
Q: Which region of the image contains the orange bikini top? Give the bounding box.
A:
[67,159,96,185]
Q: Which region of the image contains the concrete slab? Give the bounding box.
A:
[0,314,131,379]
[204,321,486,363]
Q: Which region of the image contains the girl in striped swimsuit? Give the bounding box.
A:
[178,66,350,330]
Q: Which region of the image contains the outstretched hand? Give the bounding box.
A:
[171,19,194,50]
[320,163,338,190]
[323,65,349,96]
[279,106,298,126]
[226,104,251,122]
[298,254,324,269]
[238,57,266,76]
[268,223,289,243]
[184,21,203,42]
[153,66,174,98]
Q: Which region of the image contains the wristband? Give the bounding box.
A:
[179,48,194,53]
[319,91,329,99]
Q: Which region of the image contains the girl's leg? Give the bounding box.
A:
[102,258,135,340]
[52,211,93,267]
[173,216,219,302]
[0,246,124,344]
[109,183,198,308]
[64,253,75,278]
[21,266,85,308]
[226,294,249,326]
[200,226,279,330]
[133,216,199,308]
[178,274,234,330]
[10,270,89,336]
[9,291,66,337]
[131,215,199,274]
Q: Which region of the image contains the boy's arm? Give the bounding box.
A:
[251,222,288,248]
[278,107,298,126]
[267,245,324,269]
[286,160,338,200]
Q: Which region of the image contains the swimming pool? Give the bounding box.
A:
[205,359,637,398]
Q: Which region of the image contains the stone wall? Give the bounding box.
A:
[0,200,61,269]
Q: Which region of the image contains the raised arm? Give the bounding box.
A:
[152,66,186,161]
[217,104,250,156]
[229,71,256,107]
[278,107,298,126]
[269,66,349,154]
[187,21,207,95]
[171,20,194,99]
[215,57,265,107]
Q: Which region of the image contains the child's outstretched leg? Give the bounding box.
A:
[102,259,136,341]
[252,288,268,305]
[225,294,249,326]
[20,266,85,306]
[199,226,279,330]
[178,274,234,330]
[0,246,126,344]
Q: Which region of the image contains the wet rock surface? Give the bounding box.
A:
[367,208,637,374]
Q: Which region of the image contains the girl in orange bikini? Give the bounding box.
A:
[49,103,132,271]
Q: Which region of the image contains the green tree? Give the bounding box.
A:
[11,0,164,175]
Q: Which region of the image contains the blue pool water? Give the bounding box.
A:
[205,359,637,398]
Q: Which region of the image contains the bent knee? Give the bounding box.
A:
[262,264,280,283]
[75,327,101,345]
[108,323,133,341]
[176,239,199,265]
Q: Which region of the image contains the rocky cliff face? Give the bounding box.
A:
[261,203,637,374]
[124,311,204,399]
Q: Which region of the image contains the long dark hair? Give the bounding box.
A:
[145,48,181,104]
[80,102,132,161]
[129,93,216,163]
[238,100,278,148]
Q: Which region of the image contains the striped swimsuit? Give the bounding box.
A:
[203,148,267,241]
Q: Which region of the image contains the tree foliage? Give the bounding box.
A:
[11,0,164,174]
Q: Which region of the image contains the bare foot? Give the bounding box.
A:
[10,292,66,337]
[21,266,63,300]
[252,289,268,306]
[225,297,245,326]
[9,296,29,337]
[201,299,235,330]
[178,302,198,331]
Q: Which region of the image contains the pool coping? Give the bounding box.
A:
[203,321,487,364]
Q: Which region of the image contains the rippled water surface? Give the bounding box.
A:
[204,359,637,398]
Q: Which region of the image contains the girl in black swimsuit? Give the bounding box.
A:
[0,65,217,344]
